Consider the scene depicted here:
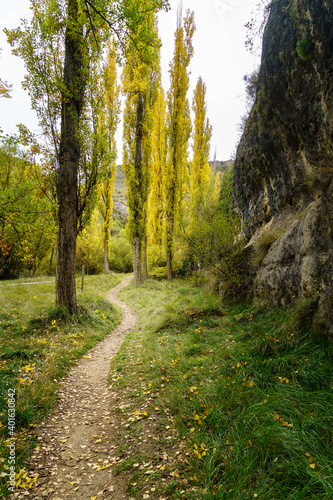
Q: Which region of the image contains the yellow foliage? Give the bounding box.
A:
[189,76,212,227]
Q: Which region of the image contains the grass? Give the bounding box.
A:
[0,272,124,497]
[108,279,333,499]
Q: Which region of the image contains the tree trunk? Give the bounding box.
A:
[166,215,174,281]
[142,235,148,280]
[49,243,55,275]
[104,237,110,274]
[133,235,141,284]
[55,0,84,315]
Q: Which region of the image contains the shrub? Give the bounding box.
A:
[296,36,313,60]
[109,235,133,273]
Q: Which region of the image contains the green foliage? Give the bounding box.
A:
[183,169,247,301]
[76,209,104,275]
[109,232,133,273]
[296,36,313,60]
[0,135,56,279]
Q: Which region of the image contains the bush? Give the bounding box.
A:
[296,36,313,60]
[109,235,133,273]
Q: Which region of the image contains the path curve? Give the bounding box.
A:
[12,275,137,500]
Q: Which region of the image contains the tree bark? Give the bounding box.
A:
[55,0,84,315]
[133,234,141,284]
[166,215,174,281]
[104,237,110,274]
[142,235,148,280]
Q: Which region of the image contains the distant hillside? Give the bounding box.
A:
[113,165,128,221]
[209,160,234,173]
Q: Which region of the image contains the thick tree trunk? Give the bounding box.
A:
[133,235,141,284]
[55,0,84,315]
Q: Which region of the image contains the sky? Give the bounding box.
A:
[0,0,261,161]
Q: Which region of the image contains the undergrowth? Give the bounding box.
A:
[110,279,333,499]
[0,273,123,497]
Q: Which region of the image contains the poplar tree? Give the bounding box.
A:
[99,43,120,273]
[189,76,212,226]
[147,88,166,248]
[6,0,169,313]
[122,15,160,284]
[164,8,195,281]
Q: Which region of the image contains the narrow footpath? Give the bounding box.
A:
[13,275,137,500]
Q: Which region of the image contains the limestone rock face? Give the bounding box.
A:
[233,0,333,334]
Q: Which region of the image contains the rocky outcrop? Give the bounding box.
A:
[233,0,333,334]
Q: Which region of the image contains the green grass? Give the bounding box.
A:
[0,273,124,497]
[109,279,333,499]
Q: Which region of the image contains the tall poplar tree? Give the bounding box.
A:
[189,76,212,226]
[147,88,166,248]
[164,8,195,281]
[6,0,169,313]
[99,42,120,273]
[122,15,160,284]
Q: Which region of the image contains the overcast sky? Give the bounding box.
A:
[0,0,260,161]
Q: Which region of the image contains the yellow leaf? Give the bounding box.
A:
[70,481,76,485]
[91,497,98,500]
[310,463,316,469]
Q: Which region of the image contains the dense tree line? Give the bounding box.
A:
[1,0,233,314]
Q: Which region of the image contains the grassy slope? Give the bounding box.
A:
[0,273,124,497]
[108,279,333,499]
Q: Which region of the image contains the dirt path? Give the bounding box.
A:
[13,275,137,500]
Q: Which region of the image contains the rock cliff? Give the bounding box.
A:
[233,0,333,334]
